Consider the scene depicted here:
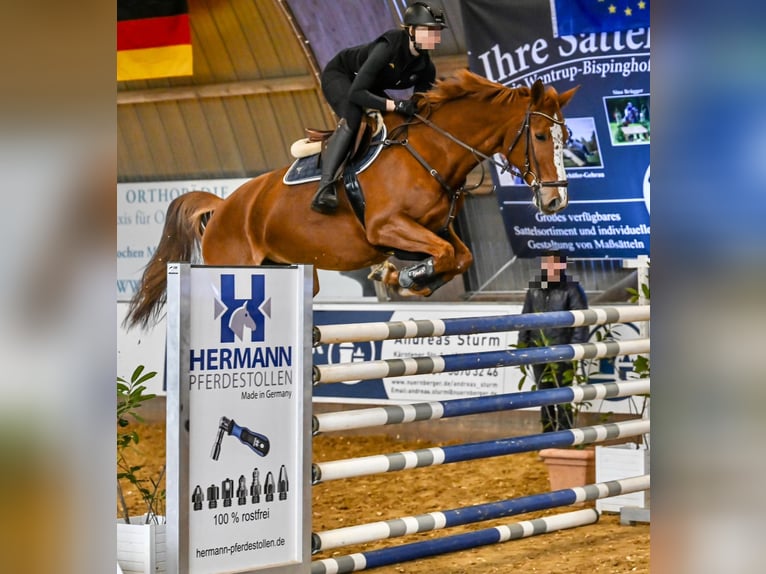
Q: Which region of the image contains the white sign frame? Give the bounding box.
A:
[166,264,312,574]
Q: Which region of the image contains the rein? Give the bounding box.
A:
[382,118,475,234]
[383,107,568,222]
[381,132,462,233]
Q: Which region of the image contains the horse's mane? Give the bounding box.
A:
[421,69,530,110]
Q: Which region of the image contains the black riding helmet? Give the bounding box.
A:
[402,2,447,29]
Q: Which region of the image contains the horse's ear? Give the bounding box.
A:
[558,85,580,109]
[531,79,545,106]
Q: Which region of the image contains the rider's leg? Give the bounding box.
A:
[311,119,355,214]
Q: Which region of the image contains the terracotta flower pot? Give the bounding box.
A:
[539,448,595,491]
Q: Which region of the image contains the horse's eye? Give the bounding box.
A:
[535,133,547,142]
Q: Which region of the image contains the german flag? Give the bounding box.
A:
[117,0,193,81]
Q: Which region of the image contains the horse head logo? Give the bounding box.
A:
[212,274,270,343]
[228,301,257,341]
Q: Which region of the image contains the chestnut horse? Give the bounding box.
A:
[126,70,577,329]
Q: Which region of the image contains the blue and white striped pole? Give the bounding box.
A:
[311,508,600,574]
[312,418,649,483]
[313,305,649,346]
[313,338,649,384]
[312,475,648,552]
[313,379,650,434]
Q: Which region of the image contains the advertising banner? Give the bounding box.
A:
[312,304,526,404]
[117,179,249,301]
[461,0,650,258]
[167,264,312,574]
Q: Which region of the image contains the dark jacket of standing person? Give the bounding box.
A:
[517,255,589,432]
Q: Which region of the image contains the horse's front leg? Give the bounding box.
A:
[398,224,473,294]
[431,224,473,285]
[364,216,461,295]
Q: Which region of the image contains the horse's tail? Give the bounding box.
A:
[124,191,223,330]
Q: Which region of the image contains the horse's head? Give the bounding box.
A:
[511,79,579,214]
[412,71,578,214]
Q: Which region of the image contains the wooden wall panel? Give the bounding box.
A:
[118,106,158,179]
[117,0,463,181]
[154,101,199,178]
[197,98,247,177]
[174,100,222,176]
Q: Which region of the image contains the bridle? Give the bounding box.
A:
[504,108,569,193]
[387,105,568,195]
[381,105,568,231]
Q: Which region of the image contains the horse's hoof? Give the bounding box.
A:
[368,261,396,283]
[368,265,383,281]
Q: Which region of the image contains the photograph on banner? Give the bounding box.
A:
[563,117,604,169]
[603,93,651,145]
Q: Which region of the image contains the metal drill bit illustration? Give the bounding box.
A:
[264,471,275,502]
[277,465,289,501]
[207,483,220,509]
[237,475,248,505]
[211,416,270,460]
[250,468,262,503]
[222,477,234,507]
[192,485,204,511]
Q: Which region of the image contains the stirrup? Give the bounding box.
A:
[311,184,338,214]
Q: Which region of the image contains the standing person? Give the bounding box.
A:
[517,252,589,432]
[311,2,447,214]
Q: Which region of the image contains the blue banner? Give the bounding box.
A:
[311,304,526,403]
[461,0,650,258]
[551,0,650,37]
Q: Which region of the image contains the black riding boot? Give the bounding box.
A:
[311,121,354,214]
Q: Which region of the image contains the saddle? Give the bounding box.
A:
[282,112,387,186]
[289,110,384,161]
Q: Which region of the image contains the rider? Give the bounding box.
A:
[310,2,447,214]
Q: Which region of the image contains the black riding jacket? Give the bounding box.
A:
[517,278,590,348]
[323,29,436,112]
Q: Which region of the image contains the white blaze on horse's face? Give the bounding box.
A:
[551,114,568,206]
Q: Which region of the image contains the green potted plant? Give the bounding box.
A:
[116,365,167,574]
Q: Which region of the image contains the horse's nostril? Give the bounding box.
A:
[547,198,561,211]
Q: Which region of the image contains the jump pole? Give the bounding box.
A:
[312,418,649,483]
[313,474,648,552]
[311,508,599,574]
[313,338,650,384]
[313,305,650,345]
[313,379,650,434]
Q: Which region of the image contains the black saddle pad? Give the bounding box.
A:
[282,124,387,185]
